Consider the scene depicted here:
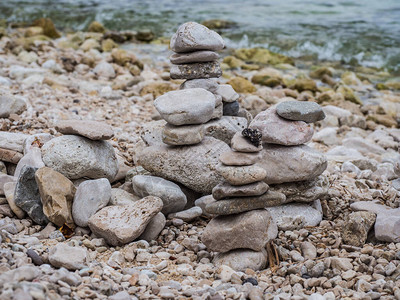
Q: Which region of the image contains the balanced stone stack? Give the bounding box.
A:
[201,100,329,271]
[155,22,240,147]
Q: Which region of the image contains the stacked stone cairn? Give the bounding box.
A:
[154,21,240,147]
[201,100,329,271]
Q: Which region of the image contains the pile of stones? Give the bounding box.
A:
[201,100,329,270]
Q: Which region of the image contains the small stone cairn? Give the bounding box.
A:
[201,100,329,270]
[154,21,240,147]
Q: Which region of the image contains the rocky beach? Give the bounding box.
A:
[0,12,400,300]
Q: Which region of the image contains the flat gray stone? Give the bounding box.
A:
[250,106,314,146]
[219,150,261,166]
[212,181,269,200]
[138,137,230,194]
[14,166,48,225]
[216,164,267,185]
[0,95,27,118]
[201,209,277,252]
[213,249,267,272]
[49,243,87,270]
[170,50,219,64]
[72,179,111,227]
[180,78,218,93]
[55,120,114,140]
[170,62,222,80]
[131,175,187,215]
[266,203,322,230]
[154,88,216,125]
[138,212,166,242]
[205,190,286,215]
[88,196,163,246]
[276,101,325,123]
[168,206,202,222]
[256,144,327,184]
[170,22,225,53]
[162,123,204,146]
[41,135,118,181]
[231,132,262,152]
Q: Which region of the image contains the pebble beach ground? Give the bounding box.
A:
[1,20,400,300]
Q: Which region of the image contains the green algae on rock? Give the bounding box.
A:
[234,48,294,66]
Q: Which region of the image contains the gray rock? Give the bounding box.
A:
[138,212,166,242]
[23,133,53,154]
[256,144,327,184]
[205,190,286,215]
[214,249,267,272]
[0,95,27,118]
[88,196,163,246]
[215,84,239,103]
[231,132,262,153]
[162,123,204,146]
[301,241,317,260]
[55,120,114,140]
[266,203,322,230]
[202,209,277,252]
[212,181,269,200]
[41,135,118,181]
[168,206,202,222]
[170,50,219,64]
[140,120,167,147]
[342,137,385,155]
[250,106,314,146]
[219,150,261,166]
[204,116,248,145]
[0,265,41,286]
[223,101,239,116]
[170,22,225,53]
[138,137,230,194]
[49,243,87,270]
[4,181,25,219]
[72,178,111,227]
[170,62,222,79]
[93,61,115,78]
[132,175,187,215]
[14,166,48,225]
[0,174,16,195]
[180,78,218,93]
[211,103,223,120]
[341,211,376,247]
[194,195,217,218]
[109,188,140,206]
[154,88,216,125]
[14,148,45,178]
[0,132,28,152]
[217,164,267,185]
[276,101,325,123]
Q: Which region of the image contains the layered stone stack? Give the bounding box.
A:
[201,100,329,271]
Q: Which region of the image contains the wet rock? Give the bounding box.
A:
[0,95,27,118]
[14,166,48,225]
[170,50,219,64]
[202,209,277,252]
[41,135,118,181]
[266,203,322,230]
[132,175,187,215]
[154,88,216,125]
[72,178,111,227]
[88,196,163,246]
[170,61,222,79]
[55,120,114,140]
[341,211,376,247]
[138,212,166,242]
[35,167,76,227]
[212,181,269,200]
[49,243,87,270]
[250,107,313,145]
[276,100,325,123]
[213,249,267,272]
[138,137,230,194]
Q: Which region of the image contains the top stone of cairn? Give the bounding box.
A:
[170,22,225,53]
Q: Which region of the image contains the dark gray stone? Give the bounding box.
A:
[276,100,325,123]
[223,101,239,116]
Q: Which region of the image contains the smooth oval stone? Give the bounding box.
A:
[231,132,262,153]
[41,135,118,181]
[55,120,114,140]
[217,164,267,185]
[205,190,286,215]
[276,100,325,123]
[88,196,163,246]
[213,249,267,272]
[180,78,218,93]
[170,62,222,80]
[162,123,204,146]
[201,209,277,252]
[170,22,225,53]
[212,181,269,200]
[250,106,314,146]
[215,84,239,103]
[219,150,261,166]
[154,88,216,126]
[223,101,239,116]
[170,50,219,64]
[131,175,187,215]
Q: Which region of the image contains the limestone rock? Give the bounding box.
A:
[170,50,219,64]
[49,244,87,270]
[180,78,218,93]
[138,137,230,194]
[55,120,114,140]
[168,206,202,222]
[0,132,28,152]
[41,135,118,181]
[276,101,325,123]
[72,178,111,227]
[217,164,267,185]
[204,116,247,145]
[215,84,239,103]
[214,249,267,272]
[35,167,76,227]
[202,209,277,252]
[4,182,25,219]
[131,175,186,215]
[14,148,45,178]
[88,196,163,246]
[212,181,269,200]
[170,62,222,80]
[0,95,27,118]
[109,188,140,206]
[162,123,204,146]
[341,211,376,247]
[231,132,262,152]
[137,212,166,242]
[250,106,314,145]
[219,150,261,166]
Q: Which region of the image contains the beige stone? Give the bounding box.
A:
[219,150,261,166]
[216,164,266,185]
[231,132,262,152]
[212,181,269,200]
[162,123,204,146]
[55,120,114,140]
